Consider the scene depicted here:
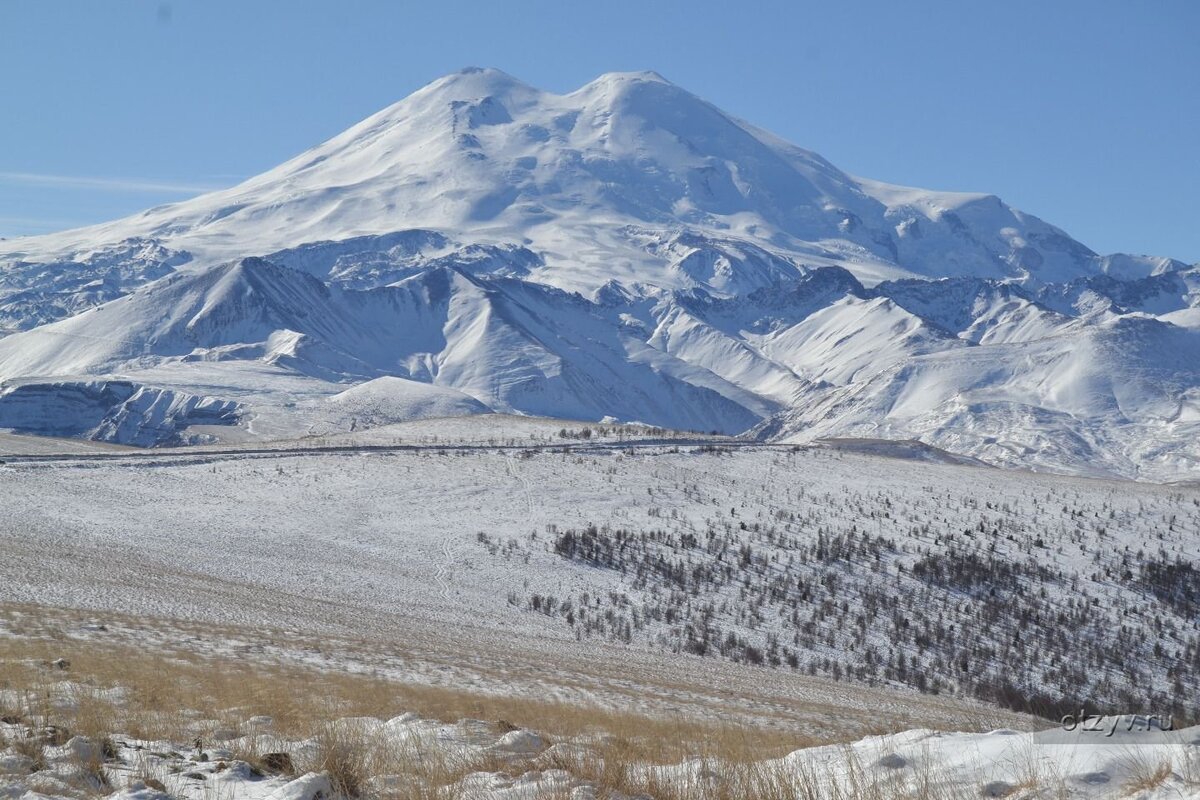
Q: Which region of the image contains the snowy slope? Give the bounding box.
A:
[0,68,1195,477]
[0,258,766,436]
[0,379,239,445]
[1,68,1179,311]
[875,276,1077,344]
[2,441,1198,725]
[0,249,1195,476]
[758,315,1200,479]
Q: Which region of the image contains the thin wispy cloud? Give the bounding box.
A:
[0,215,85,230]
[0,171,231,194]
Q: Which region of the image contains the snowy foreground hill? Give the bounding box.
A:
[2,423,1200,798]
[2,420,1198,722]
[1,68,1198,478]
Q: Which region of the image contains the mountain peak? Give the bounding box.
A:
[406,67,541,108]
[585,70,673,87]
[439,66,527,86]
[0,70,1194,479]
[571,69,693,109]
[0,68,1180,303]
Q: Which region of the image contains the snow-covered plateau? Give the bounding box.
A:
[0,68,1197,479]
[1,424,1199,797]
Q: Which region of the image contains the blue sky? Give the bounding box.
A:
[2,0,1197,261]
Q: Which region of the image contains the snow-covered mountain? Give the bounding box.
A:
[0,68,1196,478]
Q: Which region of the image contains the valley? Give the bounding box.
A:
[1,62,1197,798]
[2,418,1196,721]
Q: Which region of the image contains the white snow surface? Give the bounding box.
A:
[1,68,1157,292]
[0,68,1197,478]
[4,713,1200,800]
[2,437,1200,799]
[1,434,1197,714]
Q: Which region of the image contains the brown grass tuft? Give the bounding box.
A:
[1121,751,1174,793]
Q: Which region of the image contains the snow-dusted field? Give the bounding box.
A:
[1,651,1198,799]
[1,422,1197,713]
[2,419,1200,797]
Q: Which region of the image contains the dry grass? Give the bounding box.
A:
[0,609,1051,800]
[0,632,829,763]
[0,632,831,798]
[1178,746,1200,788]
[5,728,48,772]
[313,723,373,798]
[69,741,113,797]
[544,742,987,800]
[1120,750,1175,794]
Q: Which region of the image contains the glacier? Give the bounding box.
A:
[0,68,1196,479]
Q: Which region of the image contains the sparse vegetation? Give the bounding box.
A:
[0,612,1074,800]
[475,448,1200,724]
[2,441,1197,798]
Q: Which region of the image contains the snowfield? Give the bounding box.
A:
[3,69,1165,292]
[1,425,1199,797]
[1,424,1196,717]
[0,69,1196,478]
